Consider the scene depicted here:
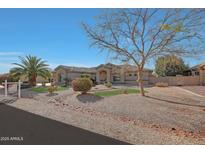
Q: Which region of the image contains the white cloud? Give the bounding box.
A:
[0,62,12,68]
[0,63,14,73]
[0,52,23,56]
[0,57,18,61]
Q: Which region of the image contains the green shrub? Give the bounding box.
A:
[72,78,92,94]
[105,82,112,88]
[47,86,57,94]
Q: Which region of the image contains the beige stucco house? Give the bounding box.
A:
[2,61,205,86]
[186,61,205,85]
[53,63,153,85]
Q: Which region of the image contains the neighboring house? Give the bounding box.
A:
[150,61,205,86]
[53,63,153,85]
[186,62,205,76]
[185,61,205,85]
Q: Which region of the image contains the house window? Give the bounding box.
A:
[113,74,121,81]
[129,73,132,76]
[195,72,200,76]
[134,73,137,76]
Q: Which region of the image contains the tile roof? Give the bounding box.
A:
[191,61,205,70]
[55,65,96,73]
[55,63,153,73]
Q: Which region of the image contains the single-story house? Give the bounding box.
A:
[186,62,205,76]
[185,61,205,85]
[53,63,153,85]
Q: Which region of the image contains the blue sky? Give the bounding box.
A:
[0,9,204,73]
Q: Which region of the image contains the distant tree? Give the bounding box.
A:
[0,73,19,84]
[7,74,19,82]
[155,55,189,77]
[0,74,8,84]
[82,9,205,96]
[10,55,51,86]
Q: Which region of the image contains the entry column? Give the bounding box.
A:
[199,69,205,86]
[96,71,100,83]
[106,69,111,83]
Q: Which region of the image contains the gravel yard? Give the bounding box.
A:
[0,86,205,144]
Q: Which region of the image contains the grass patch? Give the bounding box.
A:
[32,86,69,93]
[94,88,142,97]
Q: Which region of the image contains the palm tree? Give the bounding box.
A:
[10,55,51,86]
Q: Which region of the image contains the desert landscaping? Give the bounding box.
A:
[0,84,204,144]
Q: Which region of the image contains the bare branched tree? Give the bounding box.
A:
[82,9,205,96]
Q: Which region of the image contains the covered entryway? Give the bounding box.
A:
[99,70,107,82]
[96,68,111,83]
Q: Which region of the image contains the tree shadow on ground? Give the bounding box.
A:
[76,93,103,103]
[145,96,205,108]
[0,104,128,145]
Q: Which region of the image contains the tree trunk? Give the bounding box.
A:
[29,75,37,87]
[137,69,145,96]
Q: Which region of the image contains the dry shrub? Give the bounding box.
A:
[48,86,57,94]
[105,82,112,88]
[72,78,92,94]
[123,89,128,94]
